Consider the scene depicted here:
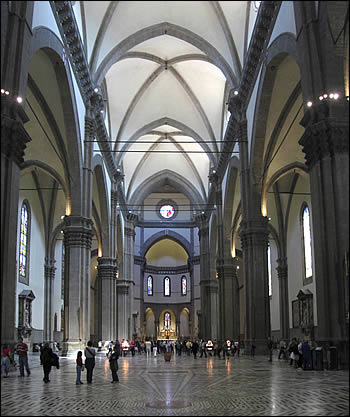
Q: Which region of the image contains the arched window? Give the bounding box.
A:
[181,276,187,296]
[164,276,171,296]
[267,242,272,296]
[301,204,313,282]
[19,201,31,285]
[147,275,153,296]
[164,312,171,330]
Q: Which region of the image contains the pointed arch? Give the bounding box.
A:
[95,22,237,87]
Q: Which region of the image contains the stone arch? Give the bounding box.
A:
[92,155,110,256]
[209,213,217,279]
[250,33,300,195]
[128,169,205,209]
[261,162,308,216]
[21,161,69,210]
[94,22,237,87]
[29,27,83,215]
[223,157,240,257]
[145,307,156,339]
[141,230,192,258]
[180,308,190,338]
[116,117,216,166]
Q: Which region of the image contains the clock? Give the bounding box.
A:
[160,204,175,219]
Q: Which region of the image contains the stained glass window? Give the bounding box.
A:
[160,205,175,219]
[19,201,30,285]
[181,276,187,296]
[267,242,272,296]
[302,205,313,280]
[164,312,171,330]
[147,275,153,295]
[164,276,170,296]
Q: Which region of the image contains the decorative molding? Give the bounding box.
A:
[299,107,349,168]
[138,220,196,229]
[1,98,31,165]
[144,265,190,275]
[62,215,93,248]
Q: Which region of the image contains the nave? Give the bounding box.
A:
[1,351,349,416]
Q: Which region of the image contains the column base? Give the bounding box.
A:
[61,340,87,356]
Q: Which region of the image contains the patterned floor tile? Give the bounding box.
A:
[1,351,348,416]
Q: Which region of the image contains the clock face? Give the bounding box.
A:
[160,204,175,219]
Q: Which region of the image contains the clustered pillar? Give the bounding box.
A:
[62,216,93,352]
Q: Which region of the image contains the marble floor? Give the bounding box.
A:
[1,350,349,416]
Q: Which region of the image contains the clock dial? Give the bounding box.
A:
[160,205,175,219]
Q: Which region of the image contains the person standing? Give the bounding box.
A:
[186,340,192,356]
[278,339,287,359]
[289,338,299,368]
[15,337,31,377]
[76,351,84,385]
[192,340,199,359]
[267,337,273,362]
[108,345,119,383]
[236,342,241,358]
[145,340,151,356]
[301,340,312,370]
[40,342,53,383]
[152,340,157,358]
[1,345,12,378]
[200,340,207,358]
[251,342,256,357]
[84,340,96,384]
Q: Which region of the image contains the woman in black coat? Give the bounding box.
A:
[40,342,54,383]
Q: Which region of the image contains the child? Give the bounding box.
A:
[1,345,12,378]
[76,351,84,385]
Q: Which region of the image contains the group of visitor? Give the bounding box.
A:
[266,337,313,370]
[1,335,322,384]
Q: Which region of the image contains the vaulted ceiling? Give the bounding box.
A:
[73,1,259,204]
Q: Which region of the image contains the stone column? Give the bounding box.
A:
[62,215,93,352]
[240,217,270,353]
[118,213,137,340]
[44,258,56,342]
[1,3,33,347]
[155,320,159,341]
[197,214,210,339]
[230,94,271,353]
[1,97,31,346]
[299,102,349,365]
[197,213,218,340]
[176,319,180,339]
[97,257,117,341]
[276,258,289,340]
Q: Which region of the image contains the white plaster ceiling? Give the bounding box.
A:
[76,1,254,204]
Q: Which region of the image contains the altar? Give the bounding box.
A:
[158,327,176,340]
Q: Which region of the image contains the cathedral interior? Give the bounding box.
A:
[1,1,349,415]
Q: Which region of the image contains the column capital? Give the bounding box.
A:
[97,257,118,280]
[124,226,136,238]
[239,217,269,249]
[63,215,93,248]
[299,102,349,168]
[126,212,138,225]
[1,98,31,165]
[276,258,288,281]
[44,260,56,280]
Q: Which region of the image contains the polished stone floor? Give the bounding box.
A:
[1,350,349,416]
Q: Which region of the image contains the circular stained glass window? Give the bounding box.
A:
[160,204,175,219]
